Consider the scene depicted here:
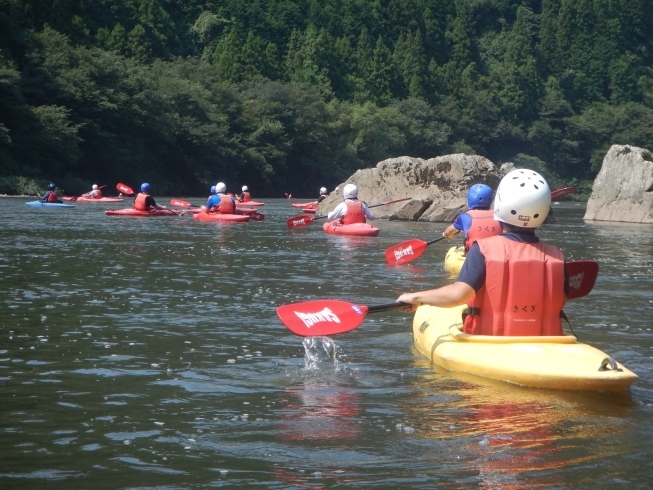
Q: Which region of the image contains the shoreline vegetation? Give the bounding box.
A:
[1,1,651,198]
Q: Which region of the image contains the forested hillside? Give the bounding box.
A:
[1,0,652,196]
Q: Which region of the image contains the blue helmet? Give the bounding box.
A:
[47,183,55,190]
[467,184,493,210]
[141,183,150,193]
[210,185,216,195]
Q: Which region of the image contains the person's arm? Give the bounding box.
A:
[397,282,475,313]
[327,202,346,221]
[443,214,466,238]
[317,195,326,203]
[362,202,375,220]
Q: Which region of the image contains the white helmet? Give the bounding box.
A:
[494,169,551,228]
[242,185,248,192]
[320,187,327,194]
[215,182,227,194]
[92,184,98,190]
[343,184,358,199]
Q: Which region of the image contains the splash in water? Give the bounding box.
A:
[302,336,341,370]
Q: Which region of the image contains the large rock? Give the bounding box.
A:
[317,154,505,221]
[584,145,653,223]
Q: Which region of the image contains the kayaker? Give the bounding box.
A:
[133,183,167,212]
[318,187,328,203]
[86,184,102,199]
[398,169,567,337]
[209,185,216,196]
[238,186,251,203]
[442,184,501,253]
[38,183,62,203]
[206,182,236,214]
[327,184,375,224]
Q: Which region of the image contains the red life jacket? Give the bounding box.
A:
[134,193,149,211]
[46,191,58,203]
[464,209,502,251]
[341,201,365,224]
[217,193,235,214]
[463,235,566,336]
[240,191,251,202]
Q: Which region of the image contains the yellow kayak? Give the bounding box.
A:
[444,246,465,274]
[412,304,638,391]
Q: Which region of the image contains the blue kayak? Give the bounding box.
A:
[26,201,75,208]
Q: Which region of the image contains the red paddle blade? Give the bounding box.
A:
[551,186,576,199]
[277,300,370,336]
[287,215,313,229]
[170,199,192,207]
[385,239,428,265]
[249,212,265,221]
[117,183,134,195]
[566,260,598,299]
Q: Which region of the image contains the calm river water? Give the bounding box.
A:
[1,197,652,489]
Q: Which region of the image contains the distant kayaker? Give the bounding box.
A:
[206,182,236,214]
[86,184,102,199]
[38,183,62,203]
[442,184,501,253]
[318,187,328,203]
[238,186,251,203]
[133,183,167,212]
[327,184,374,224]
[398,169,567,337]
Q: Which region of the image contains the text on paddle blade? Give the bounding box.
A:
[294,307,341,328]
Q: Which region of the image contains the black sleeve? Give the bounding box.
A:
[317,195,326,203]
[146,196,156,207]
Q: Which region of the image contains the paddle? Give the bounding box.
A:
[277,261,599,336]
[286,197,411,229]
[170,199,198,208]
[249,212,265,221]
[117,183,135,196]
[276,300,409,336]
[385,236,449,266]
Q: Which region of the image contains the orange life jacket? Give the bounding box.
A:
[46,192,58,202]
[463,235,566,336]
[464,209,502,252]
[134,193,149,211]
[217,193,235,214]
[341,201,365,224]
[240,191,251,202]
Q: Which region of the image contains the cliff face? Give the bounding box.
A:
[584,145,653,223]
[318,154,506,221]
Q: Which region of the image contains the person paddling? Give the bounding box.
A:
[442,184,501,253]
[327,184,375,224]
[206,182,236,214]
[38,183,62,203]
[133,183,167,212]
[398,169,567,337]
[238,185,251,203]
[317,187,328,204]
[85,184,102,199]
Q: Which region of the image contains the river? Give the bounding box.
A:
[1,197,652,489]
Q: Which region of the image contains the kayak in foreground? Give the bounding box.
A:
[444,246,466,274]
[63,197,124,203]
[105,208,178,217]
[322,221,380,237]
[193,212,250,223]
[413,304,637,391]
[26,201,74,208]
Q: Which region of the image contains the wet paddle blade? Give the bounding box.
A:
[566,260,598,299]
[287,215,314,229]
[277,300,370,336]
[551,186,576,199]
[170,199,192,207]
[385,239,428,265]
[249,212,265,221]
[117,183,134,195]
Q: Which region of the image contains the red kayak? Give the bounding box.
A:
[105,208,179,217]
[189,206,256,215]
[302,208,317,214]
[292,201,317,208]
[64,197,124,203]
[236,200,264,206]
[322,221,380,237]
[193,212,250,223]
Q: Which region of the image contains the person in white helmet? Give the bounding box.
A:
[398,169,568,337]
[84,184,102,199]
[317,187,328,203]
[205,182,236,213]
[237,185,251,203]
[327,183,374,224]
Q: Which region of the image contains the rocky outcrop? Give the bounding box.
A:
[317,154,505,221]
[584,145,653,223]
